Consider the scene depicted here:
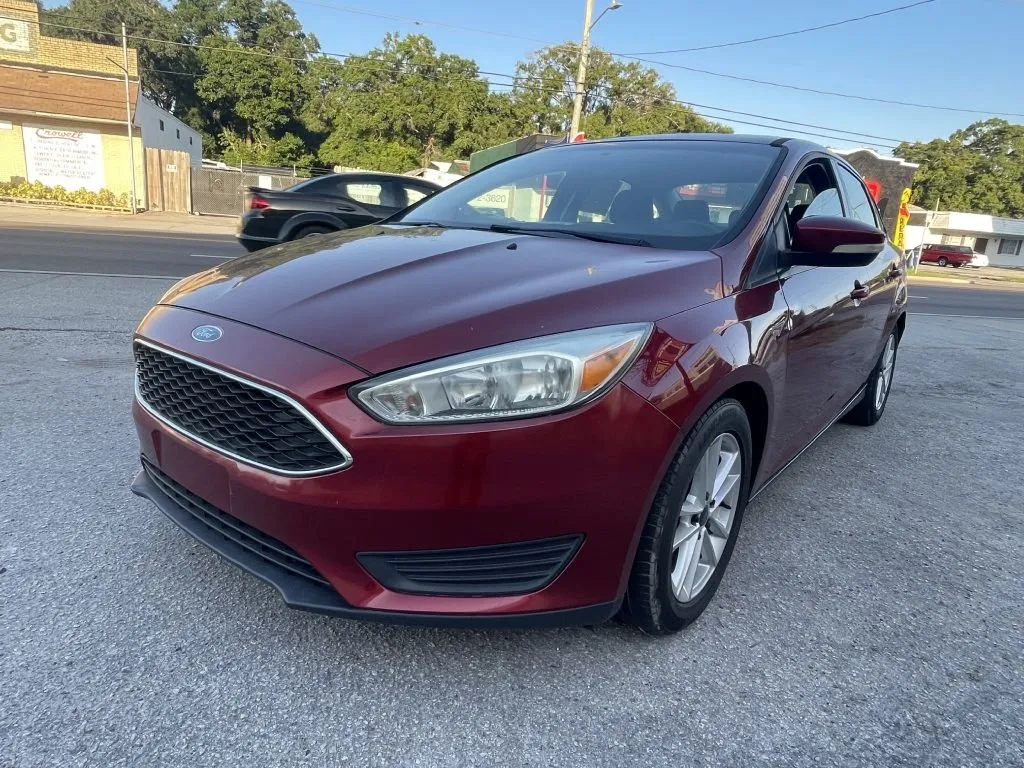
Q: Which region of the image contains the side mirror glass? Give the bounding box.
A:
[786,215,885,268]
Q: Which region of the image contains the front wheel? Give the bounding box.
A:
[937,256,949,267]
[843,330,898,426]
[624,399,752,635]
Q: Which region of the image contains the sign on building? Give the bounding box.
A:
[0,19,31,52]
[22,126,105,192]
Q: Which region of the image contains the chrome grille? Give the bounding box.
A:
[134,341,351,475]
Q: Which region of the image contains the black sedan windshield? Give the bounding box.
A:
[396,139,781,250]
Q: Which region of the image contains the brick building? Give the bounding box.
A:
[0,0,146,207]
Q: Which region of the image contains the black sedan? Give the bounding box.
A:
[237,172,442,251]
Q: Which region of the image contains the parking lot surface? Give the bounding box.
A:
[2,272,1022,767]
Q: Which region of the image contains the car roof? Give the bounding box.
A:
[316,171,441,187]
[585,133,827,152]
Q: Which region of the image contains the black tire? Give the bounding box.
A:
[292,224,334,240]
[952,263,962,268]
[842,330,899,426]
[937,256,949,267]
[624,399,752,635]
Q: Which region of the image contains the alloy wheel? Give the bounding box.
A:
[670,433,742,602]
[874,335,897,411]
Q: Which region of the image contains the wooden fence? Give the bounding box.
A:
[145,149,192,213]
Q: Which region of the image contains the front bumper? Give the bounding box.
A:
[131,306,678,626]
[131,464,619,628]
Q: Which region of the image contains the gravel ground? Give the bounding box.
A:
[1,275,1022,768]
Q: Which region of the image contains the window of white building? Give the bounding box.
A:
[997,238,1022,256]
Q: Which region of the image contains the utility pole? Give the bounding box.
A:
[121,23,138,214]
[569,0,595,141]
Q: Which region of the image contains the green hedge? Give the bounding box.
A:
[0,180,131,209]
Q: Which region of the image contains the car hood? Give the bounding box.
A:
[161,225,722,373]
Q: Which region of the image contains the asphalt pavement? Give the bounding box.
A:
[1,248,1023,765]
[907,282,1024,319]
[0,225,243,278]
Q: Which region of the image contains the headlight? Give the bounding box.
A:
[352,324,652,424]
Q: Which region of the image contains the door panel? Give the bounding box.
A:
[834,162,901,381]
[777,264,862,457]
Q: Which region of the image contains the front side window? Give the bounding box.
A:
[837,165,879,227]
[396,141,781,250]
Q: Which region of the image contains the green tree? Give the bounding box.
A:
[895,119,1024,217]
[512,44,731,138]
[192,0,319,165]
[317,34,511,173]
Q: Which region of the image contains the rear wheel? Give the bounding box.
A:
[624,399,752,635]
[937,256,949,267]
[843,330,898,426]
[292,224,334,240]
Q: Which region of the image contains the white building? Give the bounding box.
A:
[905,210,1024,268]
[135,96,202,166]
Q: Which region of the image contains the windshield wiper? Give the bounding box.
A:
[488,224,652,248]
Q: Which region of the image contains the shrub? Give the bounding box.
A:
[0,180,131,209]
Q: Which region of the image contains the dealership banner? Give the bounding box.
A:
[23,126,105,192]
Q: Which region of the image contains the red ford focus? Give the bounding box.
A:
[132,135,906,634]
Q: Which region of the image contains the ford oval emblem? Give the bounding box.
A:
[191,325,223,342]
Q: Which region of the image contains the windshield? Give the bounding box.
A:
[396,140,781,250]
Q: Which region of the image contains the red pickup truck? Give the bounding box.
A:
[920,243,974,267]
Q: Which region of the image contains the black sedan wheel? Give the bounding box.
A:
[293,225,334,240]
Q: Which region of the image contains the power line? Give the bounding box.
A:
[284,0,551,45]
[613,55,1024,119]
[4,5,1019,119]
[0,4,908,148]
[142,66,574,100]
[619,0,938,55]
[0,9,566,95]
[674,101,904,145]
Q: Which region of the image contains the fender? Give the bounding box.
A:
[624,291,783,450]
[615,294,784,593]
[279,212,350,240]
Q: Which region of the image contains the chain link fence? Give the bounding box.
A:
[190,166,315,216]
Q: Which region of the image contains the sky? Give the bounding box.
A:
[276,0,1024,154]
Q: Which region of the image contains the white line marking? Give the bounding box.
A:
[908,295,928,299]
[0,226,235,243]
[909,312,1024,320]
[0,267,179,280]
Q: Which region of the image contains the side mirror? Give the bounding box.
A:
[783,215,886,268]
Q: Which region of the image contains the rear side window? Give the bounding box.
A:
[342,182,384,205]
[836,165,879,227]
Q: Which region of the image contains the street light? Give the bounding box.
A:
[590,1,623,31]
[569,0,622,140]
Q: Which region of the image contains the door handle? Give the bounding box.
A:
[335,204,356,212]
[850,282,871,301]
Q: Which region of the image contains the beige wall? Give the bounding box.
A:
[0,112,145,208]
[0,116,26,179]
[0,0,139,76]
